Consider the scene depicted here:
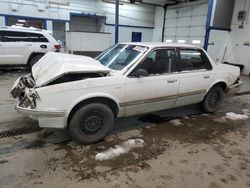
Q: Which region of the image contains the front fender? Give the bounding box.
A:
[64,92,121,128]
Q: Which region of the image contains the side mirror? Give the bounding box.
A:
[133,68,149,77]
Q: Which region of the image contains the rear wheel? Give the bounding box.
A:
[202,86,224,113]
[69,103,114,144]
[29,54,44,68]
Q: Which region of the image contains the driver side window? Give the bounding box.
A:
[132,48,176,76]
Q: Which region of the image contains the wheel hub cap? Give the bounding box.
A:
[81,113,103,135]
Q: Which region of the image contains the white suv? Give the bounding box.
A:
[0,26,61,68]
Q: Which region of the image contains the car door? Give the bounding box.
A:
[175,48,213,107]
[3,31,31,65]
[124,48,180,116]
[0,31,4,64]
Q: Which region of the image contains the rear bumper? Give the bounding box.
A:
[226,81,243,95]
[16,104,66,128]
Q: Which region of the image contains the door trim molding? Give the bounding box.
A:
[121,89,206,107]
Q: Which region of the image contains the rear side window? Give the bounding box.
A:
[180,49,211,71]
[26,32,49,42]
[1,31,48,42]
[3,31,28,42]
[0,31,3,42]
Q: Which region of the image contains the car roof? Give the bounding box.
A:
[0,26,47,34]
[122,42,203,49]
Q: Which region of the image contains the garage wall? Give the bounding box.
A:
[163,2,208,47]
[0,0,154,45]
[208,0,250,75]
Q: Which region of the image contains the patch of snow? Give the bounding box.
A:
[95,139,145,161]
[225,112,248,121]
[170,119,183,126]
[242,109,250,116]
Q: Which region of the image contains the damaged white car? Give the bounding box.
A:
[11,43,243,144]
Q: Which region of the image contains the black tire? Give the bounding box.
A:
[69,103,114,144]
[29,54,44,68]
[202,86,224,113]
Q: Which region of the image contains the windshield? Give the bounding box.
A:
[96,44,147,70]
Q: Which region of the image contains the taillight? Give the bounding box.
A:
[54,44,61,49]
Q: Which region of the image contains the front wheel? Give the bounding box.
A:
[69,103,114,144]
[202,86,224,113]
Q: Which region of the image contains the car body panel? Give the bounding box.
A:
[32,52,111,87]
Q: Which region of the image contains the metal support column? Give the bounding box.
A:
[161,5,167,42]
[204,0,214,50]
[115,0,119,44]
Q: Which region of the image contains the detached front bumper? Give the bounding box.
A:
[16,103,66,129]
[227,81,243,95]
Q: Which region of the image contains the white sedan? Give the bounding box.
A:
[11,43,243,144]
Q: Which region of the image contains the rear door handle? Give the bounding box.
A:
[167,79,177,83]
[204,76,210,79]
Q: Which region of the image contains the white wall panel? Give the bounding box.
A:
[176,27,190,37]
[190,27,205,37]
[165,18,177,28]
[165,9,178,19]
[0,0,155,45]
[164,27,177,36]
[177,17,191,27]
[192,4,208,16]
[163,3,208,45]
[190,16,206,26]
[207,0,250,75]
[177,7,192,17]
[0,16,5,27]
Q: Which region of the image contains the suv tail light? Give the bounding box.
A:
[54,44,61,49]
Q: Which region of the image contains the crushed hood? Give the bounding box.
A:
[32,52,110,87]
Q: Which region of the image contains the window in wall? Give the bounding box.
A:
[7,17,45,29]
[180,49,208,71]
[134,48,177,75]
[131,32,142,42]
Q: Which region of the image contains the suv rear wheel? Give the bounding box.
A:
[29,54,44,68]
[69,103,114,144]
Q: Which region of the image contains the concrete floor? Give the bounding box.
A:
[0,72,250,188]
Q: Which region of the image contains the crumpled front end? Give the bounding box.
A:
[10,74,39,109]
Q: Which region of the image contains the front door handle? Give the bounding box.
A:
[167,79,177,83]
[204,75,210,79]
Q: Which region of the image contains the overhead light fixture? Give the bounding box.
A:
[178,39,186,44]
[165,39,173,43]
[17,19,26,23]
[192,40,201,44]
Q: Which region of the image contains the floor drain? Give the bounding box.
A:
[0,127,42,139]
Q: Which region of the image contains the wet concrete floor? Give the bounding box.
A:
[0,72,250,188]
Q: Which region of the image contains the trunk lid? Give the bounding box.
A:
[32,52,110,87]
